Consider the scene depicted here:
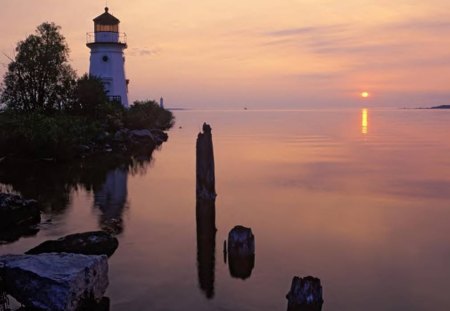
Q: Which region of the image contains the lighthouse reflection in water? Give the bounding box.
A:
[94,167,128,234]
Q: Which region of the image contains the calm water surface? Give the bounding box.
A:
[2,108,450,310]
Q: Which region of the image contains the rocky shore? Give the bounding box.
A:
[0,192,120,310]
[77,128,168,158]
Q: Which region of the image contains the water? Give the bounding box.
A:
[2,108,450,310]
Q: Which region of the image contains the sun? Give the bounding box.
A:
[361,91,369,98]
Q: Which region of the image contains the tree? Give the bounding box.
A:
[71,74,108,117]
[125,100,174,130]
[0,22,76,113]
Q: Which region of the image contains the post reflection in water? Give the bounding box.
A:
[196,199,216,299]
[362,108,368,135]
[94,167,128,235]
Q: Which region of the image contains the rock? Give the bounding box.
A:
[75,296,110,311]
[26,231,119,257]
[129,129,153,141]
[150,129,168,145]
[96,132,110,143]
[196,123,216,200]
[0,193,40,230]
[0,226,39,245]
[0,253,108,311]
[286,276,323,311]
[227,226,255,279]
[113,129,129,142]
[78,144,91,153]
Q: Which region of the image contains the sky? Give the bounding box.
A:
[1,0,450,109]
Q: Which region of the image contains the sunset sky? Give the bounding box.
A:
[1,0,450,108]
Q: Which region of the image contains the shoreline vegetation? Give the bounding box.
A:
[0,22,174,162]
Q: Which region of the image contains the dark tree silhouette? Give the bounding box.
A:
[0,22,76,112]
[72,74,108,118]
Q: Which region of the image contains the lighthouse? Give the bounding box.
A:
[86,7,129,107]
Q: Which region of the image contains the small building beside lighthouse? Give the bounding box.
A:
[86,7,129,107]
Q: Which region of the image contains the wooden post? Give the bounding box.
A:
[196,123,216,201]
[195,123,217,298]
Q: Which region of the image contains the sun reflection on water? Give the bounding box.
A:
[362,108,368,134]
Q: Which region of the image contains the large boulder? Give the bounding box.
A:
[286,276,323,311]
[0,253,109,311]
[0,193,40,230]
[26,231,119,257]
[227,226,255,279]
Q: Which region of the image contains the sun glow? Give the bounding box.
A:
[361,92,369,98]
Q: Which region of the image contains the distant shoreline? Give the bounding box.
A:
[403,105,450,110]
[429,105,450,109]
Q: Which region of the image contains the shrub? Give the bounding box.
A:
[0,112,101,160]
[125,100,174,130]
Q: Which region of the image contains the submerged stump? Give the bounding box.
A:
[227,225,255,279]
[286,276,323,311]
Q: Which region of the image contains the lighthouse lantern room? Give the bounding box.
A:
[87,7,129,107]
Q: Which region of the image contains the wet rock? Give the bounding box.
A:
[0,193,40,231]
[286,276,323,311]
[113,129,130,142]
[196,123,216,200]
[26,231,119,257]
[150,129,168,145]
[78,144,91,153]
[96,132,110,143]
[0,226,39,245]
[77,296,111,311]
[129,129,153,141]
[0,253,108,311]
[227,225,255,279]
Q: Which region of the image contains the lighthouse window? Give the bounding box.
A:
[95,24,119,33]
[102,55,109,62]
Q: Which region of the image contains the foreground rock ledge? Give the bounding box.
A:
[0,253,108,311]
[26,231,119,257]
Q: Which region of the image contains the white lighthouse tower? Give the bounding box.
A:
[87,7,129,107]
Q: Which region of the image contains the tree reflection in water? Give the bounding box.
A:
[0,147,156,238]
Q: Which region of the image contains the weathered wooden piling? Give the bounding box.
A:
[196,123,216,201]
[196,123,217,298]
[286,276,323,311]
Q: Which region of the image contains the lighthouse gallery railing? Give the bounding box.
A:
[86,32,127,45]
